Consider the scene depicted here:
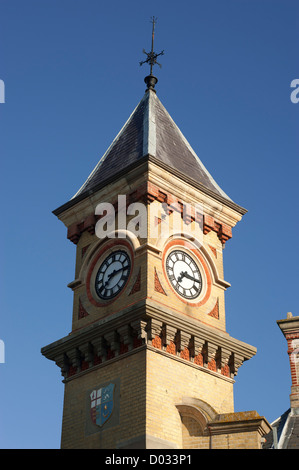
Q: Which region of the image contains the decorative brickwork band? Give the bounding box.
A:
[208,245,217,258]
[67,215,96,244]
[203,215,232,245]
[65,182,232,245]
[78,299,89,319]
[154,268,167,295]
[277,313,299,409]
[81,244,90,258]
[286,334,299,387]
[208,299,219,320]
[129,269,141,295]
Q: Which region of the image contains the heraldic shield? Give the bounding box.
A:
[90,383,115,427]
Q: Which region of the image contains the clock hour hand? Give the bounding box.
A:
[178,271,200,283]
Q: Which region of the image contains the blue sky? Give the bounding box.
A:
[0,0,298,449]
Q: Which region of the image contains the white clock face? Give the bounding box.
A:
[166,250,202,299]
[95,250,131,300]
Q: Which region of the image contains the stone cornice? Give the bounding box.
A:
[145,299,256,360]
[41,299,256,382]
[208,411,271,437]
[277,316,299,336]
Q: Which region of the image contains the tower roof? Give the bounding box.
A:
[71,89,231,201]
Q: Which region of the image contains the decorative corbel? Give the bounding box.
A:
[163,324,177,350]
[146,318,163,344]
[104,331,120,357]
[117,325,134,351]
[190,336,205,360]
[55,353,69,378]
[67,348,81,373]
[91,337,107,362]
[177,330,191,353]
[130,319,148,343]
[80,342,94,368]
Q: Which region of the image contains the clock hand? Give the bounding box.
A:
[104,267,124,286]
[183,272,201,283]
[178,271,201,283]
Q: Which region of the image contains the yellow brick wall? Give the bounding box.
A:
[145,349,234,448]
[181,416,210,449]
[59,342,266,449]
[61,349,146,449]
[210,431,261,449]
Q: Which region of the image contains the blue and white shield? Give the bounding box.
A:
[90,383,115,427]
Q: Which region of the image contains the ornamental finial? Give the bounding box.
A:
[140,17,164,91]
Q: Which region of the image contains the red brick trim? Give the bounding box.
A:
[194,354,204,366]
[166,341,176,355]
[208,358,217,372]
[180,347,190,361]
[221,364,230,377]
[81,244,90,258]
[208,299,219,320]
[154,268,167,295]
[129,268,141,295]
[208,245,217,258]
[152,335,162,349]
[66,182,232,246]
[78,298,89,319]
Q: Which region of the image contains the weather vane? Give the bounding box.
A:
[140,17,164,90]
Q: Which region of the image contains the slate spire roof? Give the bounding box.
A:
[72,89,231,203]
[54,87,241,216]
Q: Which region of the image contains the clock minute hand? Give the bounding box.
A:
[105,267,123,286]
[184,272,201,283]
[178,271,200,283]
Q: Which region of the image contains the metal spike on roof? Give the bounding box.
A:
[139,16,164,92]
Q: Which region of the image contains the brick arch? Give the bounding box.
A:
[176,399,217,449]
[176,405,207,431]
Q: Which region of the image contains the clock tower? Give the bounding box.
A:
[42,35,270,448]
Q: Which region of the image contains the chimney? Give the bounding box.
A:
[277,313,299,411]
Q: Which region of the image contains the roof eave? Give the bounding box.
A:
[53,153,247,219]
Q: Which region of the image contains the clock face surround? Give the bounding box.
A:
[165,249,203,300]
[95,250,131,300]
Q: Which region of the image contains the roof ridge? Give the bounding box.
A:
[143,90,156,157]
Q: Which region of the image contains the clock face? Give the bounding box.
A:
[165,250,202,299]
[95,250,131,300]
